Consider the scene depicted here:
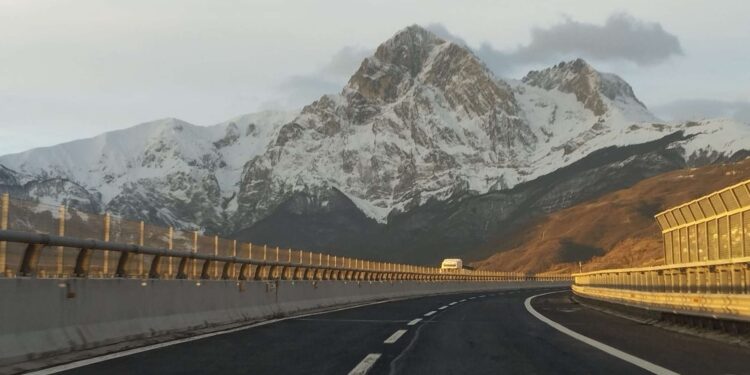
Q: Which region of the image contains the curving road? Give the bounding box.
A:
[41,288,750,375]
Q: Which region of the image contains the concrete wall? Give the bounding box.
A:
[0,278,568,366]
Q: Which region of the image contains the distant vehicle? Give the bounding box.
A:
[440,258,463,271]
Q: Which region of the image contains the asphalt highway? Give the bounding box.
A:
[50,288,750,375]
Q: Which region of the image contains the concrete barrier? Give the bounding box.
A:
[0,278,568,366]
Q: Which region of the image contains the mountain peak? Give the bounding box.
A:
[369,24,449,75]
[344,25,453,102]
[522,58,646,116]
[343,24,513,112]
[376,25,444,69]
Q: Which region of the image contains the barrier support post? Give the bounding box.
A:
[56,204,65,276]
[0,193,8,275]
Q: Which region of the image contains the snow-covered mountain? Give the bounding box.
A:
[0,111,297,230]
[233,25,750,225]
[1,25,749,239]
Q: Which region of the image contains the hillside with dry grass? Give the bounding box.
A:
[475,158,750,274]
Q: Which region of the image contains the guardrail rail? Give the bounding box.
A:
[0,193,569,282]
[573,178,750,323]
[573,258,750,322]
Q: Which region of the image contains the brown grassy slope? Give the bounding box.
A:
[474,158,750,274]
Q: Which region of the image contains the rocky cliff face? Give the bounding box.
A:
[1,25,749,267]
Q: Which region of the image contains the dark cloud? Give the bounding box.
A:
[652,99,750,124]
[428,13,682,74]
[515,13,683,65]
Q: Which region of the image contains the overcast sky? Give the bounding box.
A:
[1,0,749,155]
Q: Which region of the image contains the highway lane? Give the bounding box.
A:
[50,287,750,375]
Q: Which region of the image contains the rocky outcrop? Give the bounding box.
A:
[522,58,646,116]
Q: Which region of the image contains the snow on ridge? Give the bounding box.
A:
[0,110,298,205]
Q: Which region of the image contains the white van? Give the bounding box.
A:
[440,258,463,271]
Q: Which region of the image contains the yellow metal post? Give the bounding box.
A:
[57,204,65,276]
[213,235,219,278]
[192,231,198,277]
[231,239,237,278]
[103,213,110,275]
[139,221,145,276]
[0,193,8,275]
[167,226,173,277]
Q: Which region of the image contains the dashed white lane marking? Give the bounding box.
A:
[459,299,467,302]
[438,305,448,310]
[449,302,457,306]
[469,297,476,300]
[424,311,437,317]
[479,295,486,298]
[407,318,422,326]
[524,292,678,375]
[384,329,408,344]
[25,298,398,375]
[348,353,382,375]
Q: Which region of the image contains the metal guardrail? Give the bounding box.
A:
[0,229,568,282]
[573,180,750,322]
[0,193,568,282]
[572,258,750,321]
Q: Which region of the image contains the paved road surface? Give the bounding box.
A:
[52,288,750,375]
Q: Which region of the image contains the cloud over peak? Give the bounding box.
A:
[519,13,682,65]
[429,13,683,74]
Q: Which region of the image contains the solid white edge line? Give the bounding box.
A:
[407,318,422,326]
[26,299,397,375]
[424,311,437,317]
[383,329,408,344]
[524,291,678,375]
[348,353,382,375]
